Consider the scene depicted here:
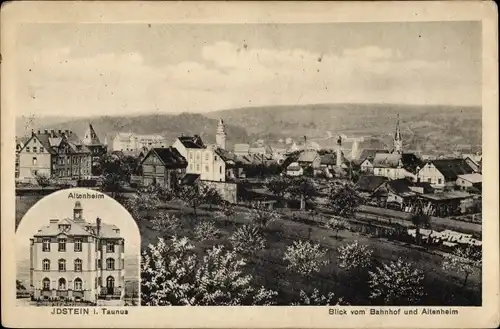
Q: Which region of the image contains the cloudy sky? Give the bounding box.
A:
[15,22,481,117]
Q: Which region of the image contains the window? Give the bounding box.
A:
[107,242,115,253]
[58,278,66,290]
[58,259,66,272]
[97,259,102,269]
[40,147,45,153]
[74,259,82,272]
[33,147,37,153]
[42,278,50,290]
[215,155,218,161]
[106,258,115,270]
[42,239,50,252]
[196,164,200,172]
[438,178,442,184]
[205,165,209,172]
[26,147,30,153]
[205,152,209,161]
[58,238,66,252]
[74,238,82,252]
[220,166,222,174]
[122,259,125,269]
[428,178,432,183]
[189,152,193,160]
[42,259,50,272]
[74,278,83,291]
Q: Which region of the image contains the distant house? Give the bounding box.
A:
[172,135,205,174]
[419,191,477,217]
[463,157,481,173]
[18,129,92,181]
[212,147,245,182]
[110,132,167,152]
[286,162,304,177]
[15,136,30,179]
[355,175,388,194]
[140,147,187,189]
[373,178,418,210]
[356,149,389,173]
[409,182,435,194]
[372,153,422,181]
[417,158,475,189]
[297,150,321,174]
[456,173,482,191]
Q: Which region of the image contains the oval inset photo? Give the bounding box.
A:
[16,188,140,307]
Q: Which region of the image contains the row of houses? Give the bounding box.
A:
[15,126,106,181]
[356,176,480,217]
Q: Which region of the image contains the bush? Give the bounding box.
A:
[283,240,328,277]
[229,225,266,256]
[193,220,220,241]
[368,258,425,305]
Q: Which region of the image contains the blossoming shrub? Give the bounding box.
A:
[141,236,277,305]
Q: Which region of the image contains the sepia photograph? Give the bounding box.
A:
[15,189,141,307]
[1,1,498,328]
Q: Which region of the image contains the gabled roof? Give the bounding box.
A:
[384,178,416,197]
[214,148,243,167]
[20,130,89,155]
[34,217,120,239]
[373,152,422,173]
[298,150,320,163]
[358,149,389,162]
[430,158,475,181]
[84,124,102,145]
[457,173,482,184]
[144,147,187,169]
[356,175,388,192]
[320,152,348,166]
[180,173,200,186]
[177,136,205,149]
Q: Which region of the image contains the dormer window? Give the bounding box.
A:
[58,224,71,233]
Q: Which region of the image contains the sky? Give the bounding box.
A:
[16,189,141,261]
[15,22,481,117]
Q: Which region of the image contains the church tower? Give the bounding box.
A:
[73,201,83,222]
[83,123,101,146]
[393,114,403,154]
[216,118,227,150]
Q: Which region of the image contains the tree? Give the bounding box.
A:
[203,186,223,211]
[325,217,351,238]
[98,153,130,198]
[124,186,163,220]
[292,288,347,306]
[34,172,51,188]
[16,280,26,290]
[246,202,281,229]
[141,237,277,306]
[337,241,373,274]
[410,211,431,245]
[368,258,425,305]
[193,220,220,241]
[229,224,266,256]
[265,176,290,206]
[150,212,181,236]
[177,184,212,218]
[328,183,362,218]
[442,245,481,288]
[283,240,328,277]
[287,177,318,210]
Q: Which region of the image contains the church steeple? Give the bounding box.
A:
[393,114,403,154]
[216,118,227,150]
[83,123,101,146]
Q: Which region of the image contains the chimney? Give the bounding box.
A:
[96,217,102,237]
[58,129,62,134]
[44,129,48,134]
[31,129,35,137]
[37,130,41,134]
[49,219,59,223]
[336,136,342,168]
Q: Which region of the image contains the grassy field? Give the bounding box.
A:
[16,194,481,306]
[137,204,481,306]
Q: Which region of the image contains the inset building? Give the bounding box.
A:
[29,201,125,303]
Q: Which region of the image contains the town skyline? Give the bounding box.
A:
[16,21,481,118]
